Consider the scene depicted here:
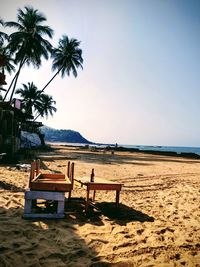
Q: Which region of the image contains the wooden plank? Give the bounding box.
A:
[32,180,67,184]
[30,183,71,192]
[31,173,42,182]
[29,161,37,187]
[36,159,40,176]
[38,173,66,179]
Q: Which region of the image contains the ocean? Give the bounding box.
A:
[47,142,200,156]
[121,145,200,156]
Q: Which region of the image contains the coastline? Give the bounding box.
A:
[47,141,200,159]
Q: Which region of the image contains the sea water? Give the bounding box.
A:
[47,142,200,155]
[121,145,200,155]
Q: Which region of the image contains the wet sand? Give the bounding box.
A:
[0,145,200,266]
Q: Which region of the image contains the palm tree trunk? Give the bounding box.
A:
[3,71,18,101]
[9,59,25,102]
[33,113,41,121]
[40,69,60,95]
[28,69,60,118]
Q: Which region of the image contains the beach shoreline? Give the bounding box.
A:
[0,144,200,266]
[47,142,200,160]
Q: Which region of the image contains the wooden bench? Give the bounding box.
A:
[24,190,65,219]
[23,160,74,219]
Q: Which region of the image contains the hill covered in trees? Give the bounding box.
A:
[41,126,92,144]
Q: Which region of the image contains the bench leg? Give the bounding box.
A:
[57,200,65,214]
[24,191,65,218]
[24,199,32,214]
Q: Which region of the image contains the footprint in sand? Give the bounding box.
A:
[136,229,144,235]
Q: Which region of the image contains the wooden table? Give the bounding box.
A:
[75,177,123,213]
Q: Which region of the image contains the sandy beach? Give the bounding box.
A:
[0,145,200,266]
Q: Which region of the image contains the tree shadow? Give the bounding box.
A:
[0,180,25,192]
[0,196,154,266]
[0,204,110,267]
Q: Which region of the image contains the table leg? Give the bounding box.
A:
[116,190,120,207]
[92,190,96,201]
[85,189,90,213]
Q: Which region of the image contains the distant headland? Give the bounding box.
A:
[41,126,93,144]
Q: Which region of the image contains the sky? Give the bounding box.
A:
[0,0,200,146]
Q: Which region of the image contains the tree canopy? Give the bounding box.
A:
[0,5,83,124]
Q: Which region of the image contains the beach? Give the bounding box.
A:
[0,145,200,267]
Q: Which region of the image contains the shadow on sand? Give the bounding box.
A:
[64,199,154,227]
[0,180,25,192]
[0,206,102,267]
[0,190,154,266]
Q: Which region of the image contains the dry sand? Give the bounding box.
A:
[0,145,200,267]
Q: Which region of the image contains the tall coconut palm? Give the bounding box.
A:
[28,35,83,113]
[16,82,42,116]
[39,35,83,94]
[34,94,57,121]
[3,6,53,102]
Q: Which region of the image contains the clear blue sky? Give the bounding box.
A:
[1,0,200,146]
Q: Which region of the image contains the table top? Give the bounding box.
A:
[75,177,123,186]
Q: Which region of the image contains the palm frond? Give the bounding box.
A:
[51,35,83,79]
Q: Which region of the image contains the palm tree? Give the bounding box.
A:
[16,81,57,121]
[0,46,15,97]
[0,21,15,95]
[15,82,42,116]
[34,93,57,121]
[0,45,15,73]
[28,35,83,113]
[0,18,8,46]
[3,6,53,102]
[39,35,83,95]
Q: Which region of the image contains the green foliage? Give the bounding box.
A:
[16,81,57,119]
[51,35,83,78]
[41,126,91,144]
[5,6,53,67]
[1,5,83,118]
